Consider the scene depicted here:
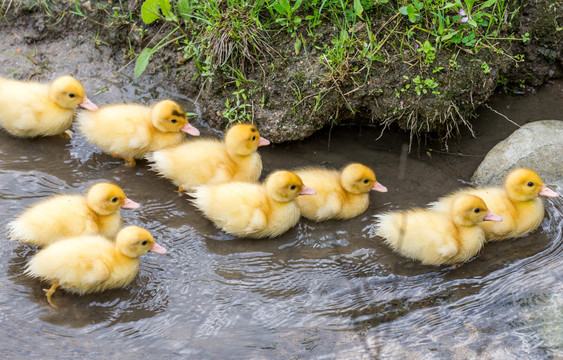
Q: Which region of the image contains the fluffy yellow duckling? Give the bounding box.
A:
[294,163,387,221]
[0,75,98,138]
[77,99,200,166]
[430,168,560,241]
[374,194,502,265]
[191,170,316,238]
[25,225,167,307]
[7,182,140,247]
[147,123,270,192]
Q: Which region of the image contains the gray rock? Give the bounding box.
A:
[471,120,563,186]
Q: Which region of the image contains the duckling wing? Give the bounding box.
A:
[241,208,268,235]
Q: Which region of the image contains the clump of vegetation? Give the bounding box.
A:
[130,0,529,134]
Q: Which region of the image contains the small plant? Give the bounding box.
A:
[271,0,303,34]
[223,88,253,124]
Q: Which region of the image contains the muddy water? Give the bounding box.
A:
[1,32,563,358]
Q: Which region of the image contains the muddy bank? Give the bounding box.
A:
[1,0,563,144]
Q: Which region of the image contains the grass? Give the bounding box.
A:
[128,0,527,125]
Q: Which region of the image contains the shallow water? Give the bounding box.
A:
[1,33,563,358]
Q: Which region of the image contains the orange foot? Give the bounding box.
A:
[111,153,136,167]
[43,282,59,308]
[61,130,73,139]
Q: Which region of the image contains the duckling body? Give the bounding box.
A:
[7,183,139,247]
[191,170,316,238]
[25,226,167,306]
[374,194,502,265]
[295,163,387,221]
[147,123,269,191]
[0,75,98,137]
[430,168,559,241]
[77,100,200,166]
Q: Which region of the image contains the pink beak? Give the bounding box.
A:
[483,211,503,222]
[121,198,140,209]
[149,242,167,254]
[299,185,317,196]
[79,97,98,111]
[539,186,560,198]
[181,123,200,136]
[258,137,270,147]
[371,182,388,193]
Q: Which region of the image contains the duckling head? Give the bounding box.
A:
[265,170,316,203]
[225,123,270,156]
[116,226,167,258]
[151,100,200,136]
[86,182,140,216]
[340,163,388,194]
[504,168,559,201]
[48,75,98,111]
[451,194,502,226]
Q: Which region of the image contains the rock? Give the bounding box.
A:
[471,120,563,186]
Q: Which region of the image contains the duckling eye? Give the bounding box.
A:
[473,208,480,213]
[290,185,296,190]
[251,136,256,141]
[110,197,118,203]
[363,179,369,184]
[68,93,75,98]
[141,240,148,246]
[171,119,177,123]
[527,182,534,187]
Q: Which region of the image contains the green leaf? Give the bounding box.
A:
[141,0,160,24]
[158,0,176,22]
[177,0,190,19]
[294,37,302,55]
[135,47,156,78]
[440,30,460,41]
[477,0,496,10]
[353,0,364,18]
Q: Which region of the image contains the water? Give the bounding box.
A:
[1,33,563,358]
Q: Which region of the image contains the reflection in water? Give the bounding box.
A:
[1,38,562,357]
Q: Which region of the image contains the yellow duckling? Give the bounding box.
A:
[77,99,200,166]
[430,168,560,241]
[0,75,98,138]
[7,182,140,247]
[191,170,316,238]
[294,163,387,221]
[25,225,167,307]
[374,194,502,265]
[147,123,270,192]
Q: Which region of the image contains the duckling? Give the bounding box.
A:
[25,225,167,307]
[7,182,140,247]
[0,75,98,138]
[430,168,560,241]
[374,194,502,265]
[191,170,316,238]
[77,99,200,166]
[147,123,270,192]
[294,163,387,221]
